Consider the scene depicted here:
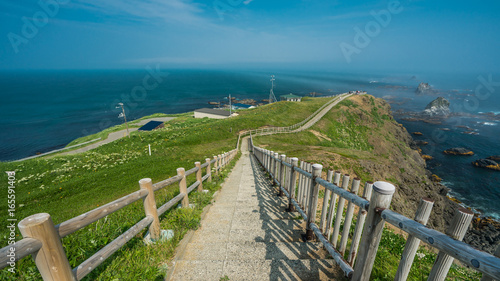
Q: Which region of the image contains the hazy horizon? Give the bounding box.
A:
[1,0,499,74]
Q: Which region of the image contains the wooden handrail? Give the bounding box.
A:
[56,189,149,238]
[251,134,500,281]
[73,216,154,280]
[1,146,239,278]
[152,174,183,192]
[382,209,500,278]
[0,238,42,264]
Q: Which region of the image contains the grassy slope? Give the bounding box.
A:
[253,95,480,280]
[0,97,331,280]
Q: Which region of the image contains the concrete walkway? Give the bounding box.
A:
[167,138,343,280]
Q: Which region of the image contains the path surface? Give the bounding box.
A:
[292,93,352,133]
[57,117,175,156]
[166,139,343,280]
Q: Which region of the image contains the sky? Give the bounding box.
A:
[0,0,499,73]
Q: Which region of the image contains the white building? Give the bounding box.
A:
[194,108,233,119]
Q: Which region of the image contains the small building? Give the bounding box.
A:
[232,103,256,110]
[280,93,302,102]
[194,108,232,119]
[138,121,164,131]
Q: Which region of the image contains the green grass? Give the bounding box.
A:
[372,228,481,280]
[0,97,331,280]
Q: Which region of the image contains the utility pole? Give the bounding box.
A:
[269,75,277,104]
[229,94,232,116]
[117,103,130,138]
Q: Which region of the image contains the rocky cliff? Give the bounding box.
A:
[423,97,450,116]
[416,82,438,95]
[255,94,498,253]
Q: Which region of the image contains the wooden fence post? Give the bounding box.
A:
[348,181,373,264]
[273,152,279,182]
[213,156,218,176]
[279,154,286,196]
[177,168,189,207]
[427,207,474,281]
[325,171,340,240]
[395,198,434,281]
[139,178,161,241]
[306,164,323,241]
[195,162,203,192]
[298,161,304,207]
[269,151,274,177]
[320,170,334,233]
[331,174,350,247]
[18,213,76,281]
[216,155,221,175]
[287,157,299,212]
[339,177,361,255]
[206,158,212,182]
[304,163,312,214]
[352,181,396,281]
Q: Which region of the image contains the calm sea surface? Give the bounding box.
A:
[0,69,498,218]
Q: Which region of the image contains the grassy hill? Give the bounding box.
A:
[0,95,480,280]
[253,94,479,280]
[0,97,332,280]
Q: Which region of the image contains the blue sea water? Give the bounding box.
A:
[0,69,499,218]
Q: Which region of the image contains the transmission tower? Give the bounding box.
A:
[269,75,277,104]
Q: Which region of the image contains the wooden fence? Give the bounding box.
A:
[0,148,238,280]
[249,135,500,281]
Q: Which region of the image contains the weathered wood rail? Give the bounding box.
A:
[0,148,238,280]
[249,134,500,281]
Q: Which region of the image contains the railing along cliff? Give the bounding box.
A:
[245,92,352,136]
[249,133,500,281]
[0,149,238,280]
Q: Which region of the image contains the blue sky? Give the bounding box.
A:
[1,0,499,73]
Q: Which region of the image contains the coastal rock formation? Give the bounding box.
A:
[422,155,433,160]
[487,155,500,162]
[465,218,500,253]
[267,94,498,253]
[431,174,442,182]
[443,147,474,156]
[472,159,500,171]
[416,82,438,95]
[414,140,428,146]
[423,97,450,117]
[413,132,423,136]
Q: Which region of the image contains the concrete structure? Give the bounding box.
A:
[194,108,231,119]
[280,93,302,102]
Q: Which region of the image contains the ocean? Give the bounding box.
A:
[0,69,499,218]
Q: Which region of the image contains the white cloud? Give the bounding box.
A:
[69,0,208,27]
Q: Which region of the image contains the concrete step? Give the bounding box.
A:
[170,259,344,281]
[180,241,330,261]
